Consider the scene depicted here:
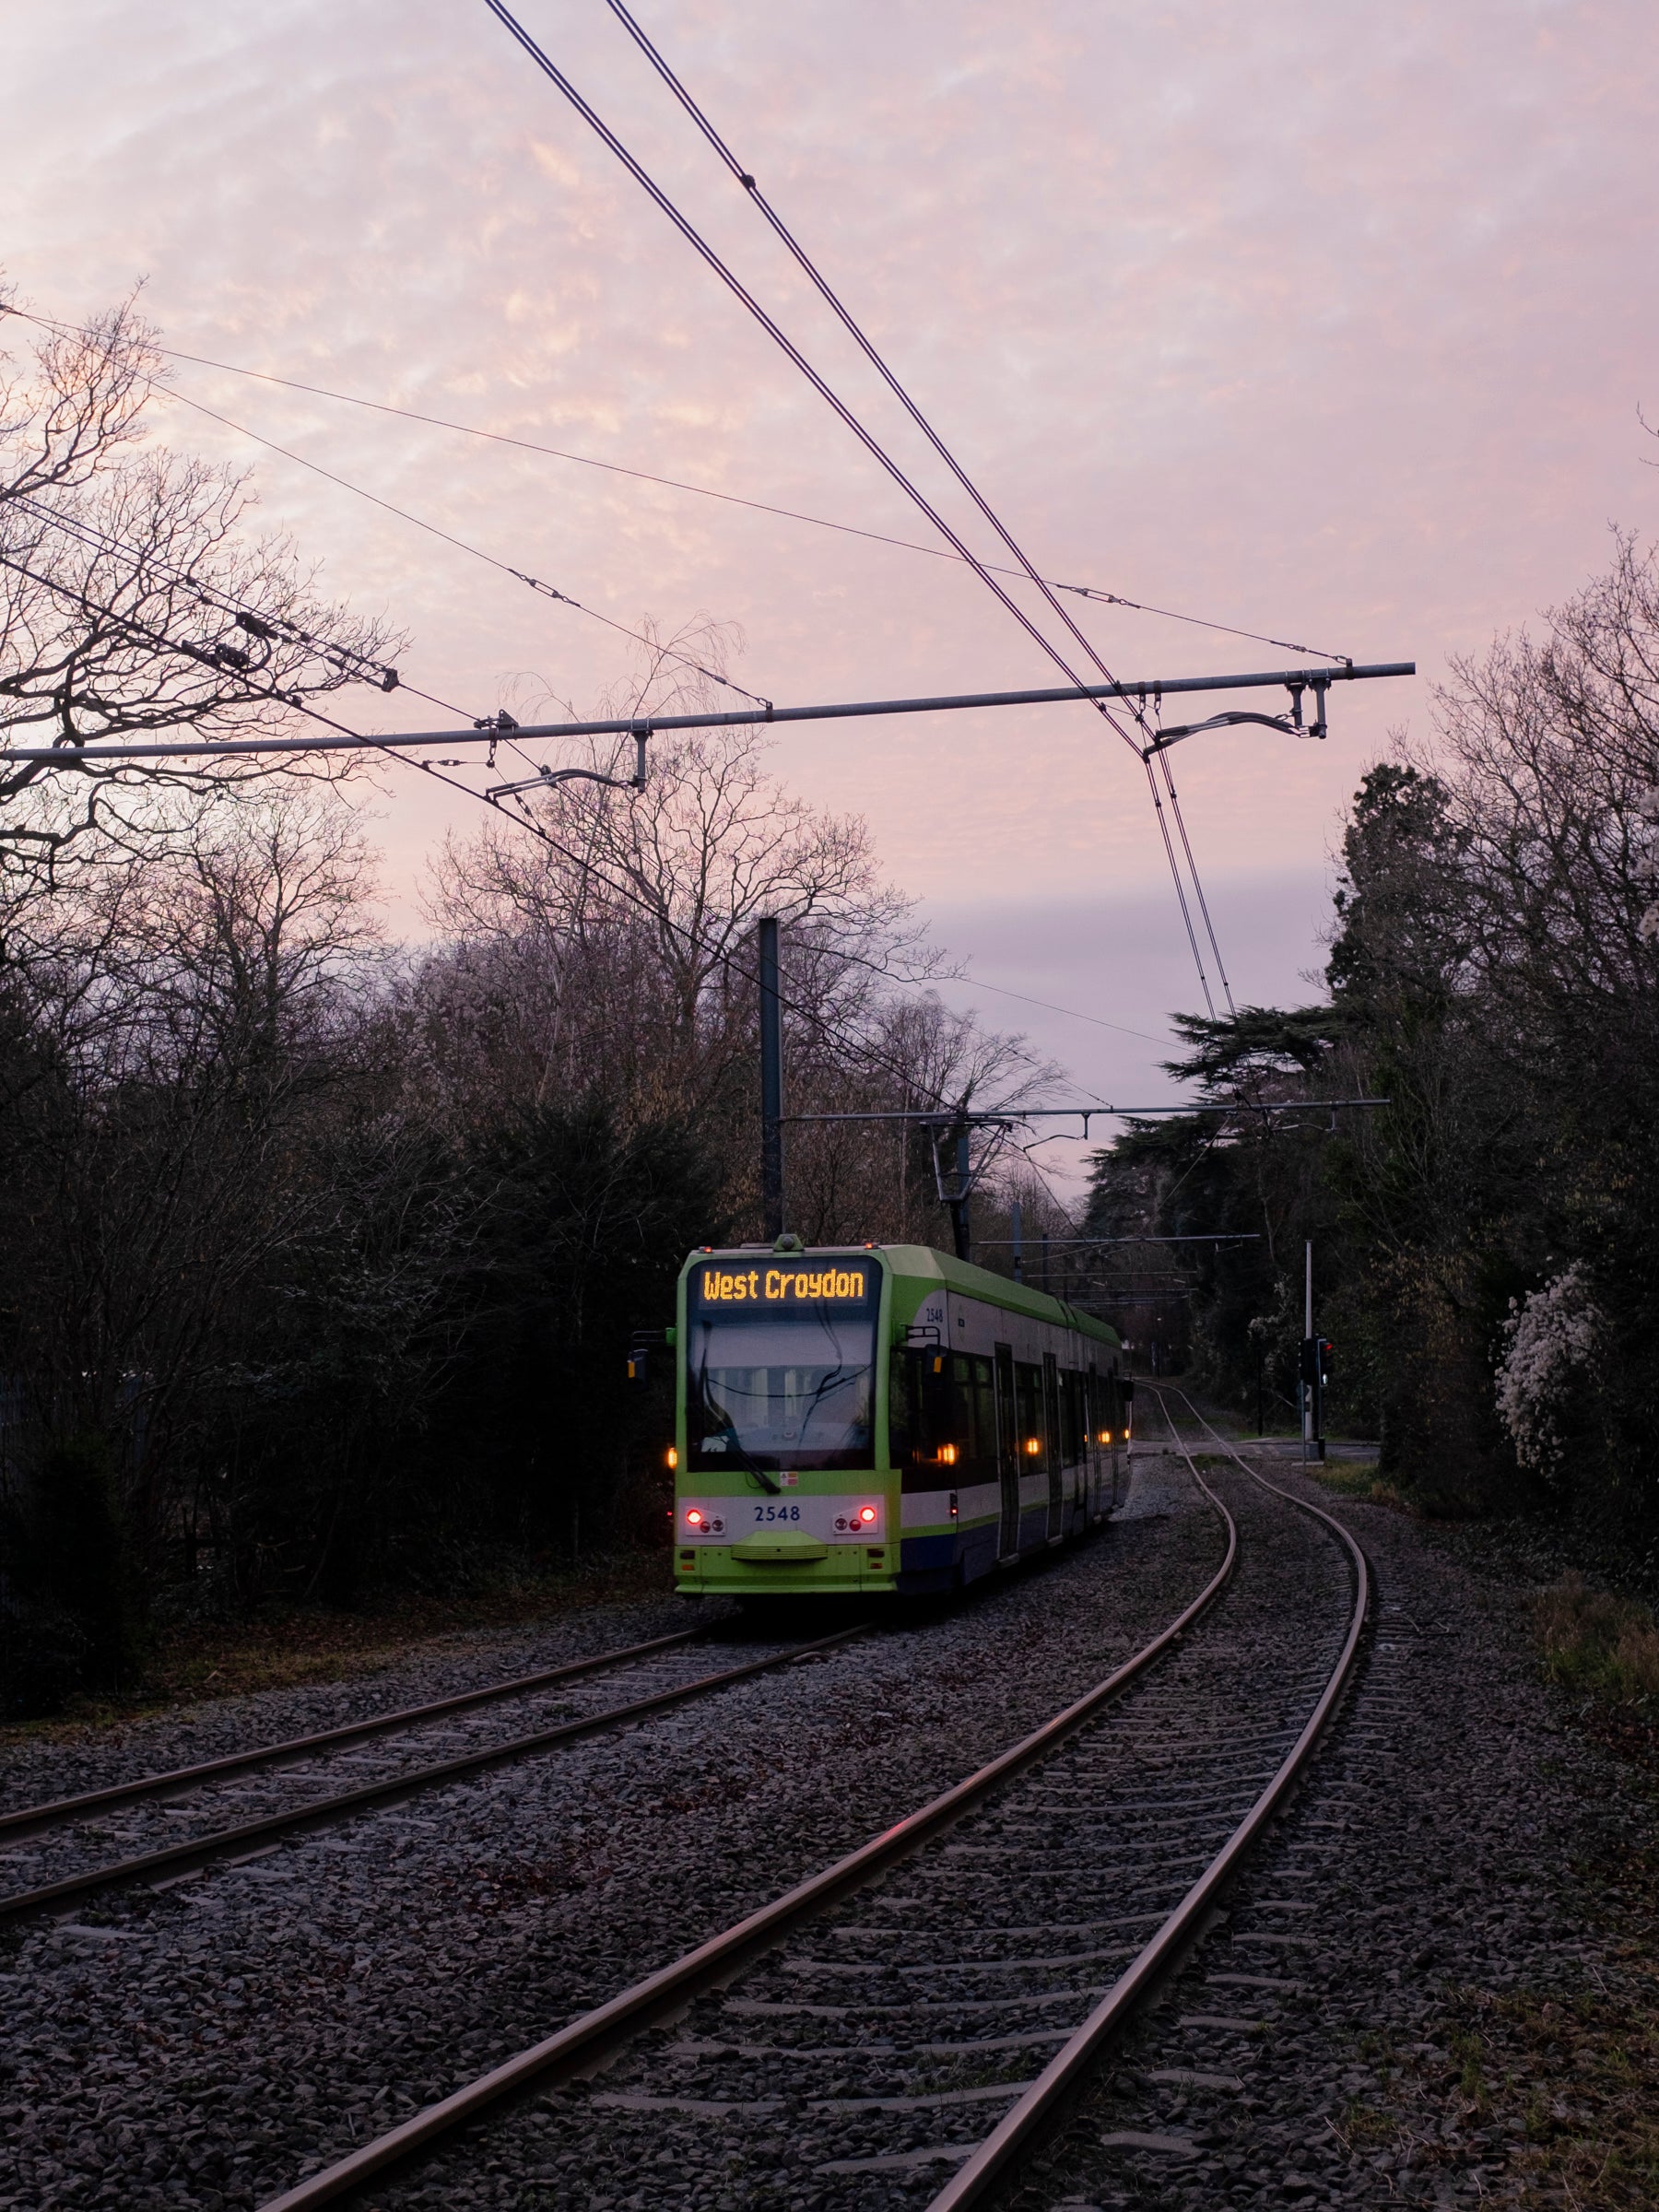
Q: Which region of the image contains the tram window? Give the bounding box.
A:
[888,1347,917,1467]
[971,1355,996,1464]
[891,1348,998,1484]
[688,1306,877,1472]
[1015,1362,1046,1473]
[1057,1370,1079,1467]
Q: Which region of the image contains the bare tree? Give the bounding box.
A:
[0,291,405,891]
[426,622,940,1139]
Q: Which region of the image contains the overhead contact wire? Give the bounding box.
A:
[487,0,1229,1012]
[480,6,1135,729]
[599,0,1237,1016]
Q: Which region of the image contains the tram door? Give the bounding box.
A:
[1042,1352,1065,1538]
[994,1342,1020,1559]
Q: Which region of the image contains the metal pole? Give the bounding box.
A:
[949,1124,971,1261]
[0,662,1418,766]
[1041,1233,1051,1293]
[1010,1201,1023,1283]
[758,916,784,1241]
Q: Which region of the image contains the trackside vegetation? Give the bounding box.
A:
[1085,533,1659,1571]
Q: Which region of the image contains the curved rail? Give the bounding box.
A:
[924,1389,1370,2211]
[0,1626,872,1925]
[256,1465,1241,2210]
[0,1626,704,1845]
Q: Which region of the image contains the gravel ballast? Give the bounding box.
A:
[1018,1453,1650,2212]
[4,1445,1647,2212]
[0,1457,1221,2210]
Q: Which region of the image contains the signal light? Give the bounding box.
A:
[1024,1438,1041,1456]
[667,1446,679,1470]
[857,1505,877,1526]
[938,1442,958,1465]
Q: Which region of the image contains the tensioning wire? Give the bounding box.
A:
[5,545,982,1117]
[8,492,477,728]
[155,385,773,712]
[1,304,1352,667]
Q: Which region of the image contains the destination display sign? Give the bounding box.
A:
[694,1262,874,1306]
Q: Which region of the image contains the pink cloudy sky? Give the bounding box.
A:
[5,0,1655,1182]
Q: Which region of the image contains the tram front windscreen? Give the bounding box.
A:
[686,1260,880,1473]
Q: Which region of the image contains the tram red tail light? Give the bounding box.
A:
[857,1505,877,1526]
[685,1507,704,1528]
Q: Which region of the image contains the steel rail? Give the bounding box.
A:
[924,1389,1371,2211]
[0,1626,872,1924]
[254,1477,1241,2211]
[0,1627,705,1846]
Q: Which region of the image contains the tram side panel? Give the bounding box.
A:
[893,1288,1118,1590]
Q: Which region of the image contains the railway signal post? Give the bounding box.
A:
[1300,1239,1327,1462]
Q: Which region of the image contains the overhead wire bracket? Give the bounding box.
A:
[485,720,653,801]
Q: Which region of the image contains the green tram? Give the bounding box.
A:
[671,1240,1130,1599]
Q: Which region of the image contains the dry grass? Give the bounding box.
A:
[1306,1456,1422,1513]
[1536,1571,1659,1707]
[1352,1974,1659,2210]
[0,1550,674,1747]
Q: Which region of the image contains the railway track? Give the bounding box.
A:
[0,1621,873,1924]
[252,1394,1368,2211]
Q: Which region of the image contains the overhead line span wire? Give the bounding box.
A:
[3,541,981,1116]
[3,302,1354,666]
[9,492,477,728]
[9,352,1183,1096]
[589,0,1236,1018]
[152,385,772,712]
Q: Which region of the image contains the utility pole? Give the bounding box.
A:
[758,915,785,1241]
[1010,1201,1024,1283]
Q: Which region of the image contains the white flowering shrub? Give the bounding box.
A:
[1494,1263,1601,1477]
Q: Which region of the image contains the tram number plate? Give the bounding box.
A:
[749,1502,804,1524]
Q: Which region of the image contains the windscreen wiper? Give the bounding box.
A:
[725,1427,782,1496]
[697,1358,781,1494]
